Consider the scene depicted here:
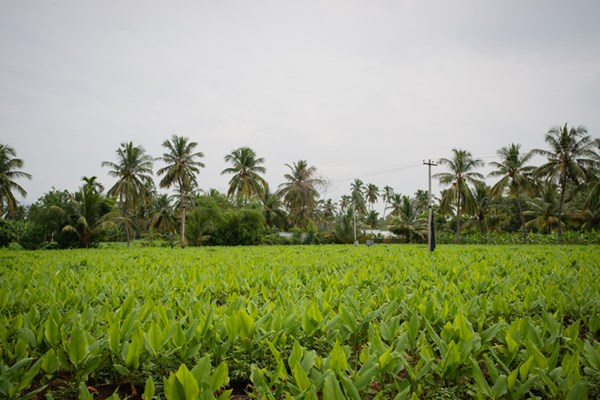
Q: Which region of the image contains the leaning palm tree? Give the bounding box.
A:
[102,142,154,246]
[157,135,205,247]
[532,124,592,240]
[488,143,535,243]
[434,148,484,243]
[277,160,323,228]
[0,144,31,218]
[221,147,267,204]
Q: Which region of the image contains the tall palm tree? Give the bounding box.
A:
[102,142,154,246]
[221,147,267,204]
[339,195,351,212]
[434,148,484,243]
[533,124,592,240]
[365,183,379,212]
[388,193,404,218]
[488,143,535,243]
[277,160,323,228]
[157,135,205,247]
[350,179,366,215]
[0,144,31,218]
[381,185,394,221]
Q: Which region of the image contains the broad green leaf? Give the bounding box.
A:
[408,313,420,342]
[566,380,588,400]
[108,322,121,355]
[322,371,345,400]
[192,355,212,385]
[292,363,311,392]
[124,333,141,370]
[41,349,60,374]
[329,341,349,373]
[66,326,90,368]
[146,320,164,355]
[289,340,304,368]
[491,375,507,398]
[209,361,229,392]
[339,373,361,400]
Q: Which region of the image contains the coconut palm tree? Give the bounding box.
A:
[260,184,288,230]
[157,135,205,247]
[465,182,491,235]
[388,193,404,218]
[533,124,592,240]
[59,178,112,248]
[151,193,177,235]
[82,176,104,195]
[350,179,366,215]
[277,160,323,228]
[316,198,337,229]
[339,195,352,212]
[434,148,484,243]
[221,147,267,204]
[524,181,562,234]
[365,209,379,230]
[584,138,600,209]
[381,186,394,221]
[0,144,31,218]
[102,142,154,246]
[488,143,535,243]
[387,195,426,243]
[365,183,379,212]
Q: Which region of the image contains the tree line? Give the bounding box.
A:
[0,124,599,248]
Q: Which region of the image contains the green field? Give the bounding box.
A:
[1,245,599,399]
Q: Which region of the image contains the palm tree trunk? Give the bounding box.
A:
[557,180,566,241]
[180,206,186,248]
[478,212,485,235]
[516,195,526,244]
[455,192,461,244]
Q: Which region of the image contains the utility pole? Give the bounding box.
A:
[353,202,357,244]
[423,160,437,251]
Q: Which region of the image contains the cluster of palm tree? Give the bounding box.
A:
[1,123,599,247]
[434,124,599,243]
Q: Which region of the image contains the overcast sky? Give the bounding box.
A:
[2,0,599,207]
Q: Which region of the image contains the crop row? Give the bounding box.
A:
[0,245,599,399]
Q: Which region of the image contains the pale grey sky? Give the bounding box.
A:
[2,0,599,206]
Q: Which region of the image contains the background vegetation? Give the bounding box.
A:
[1,124,599,249]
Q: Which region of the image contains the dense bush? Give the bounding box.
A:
[0,219,16,247]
